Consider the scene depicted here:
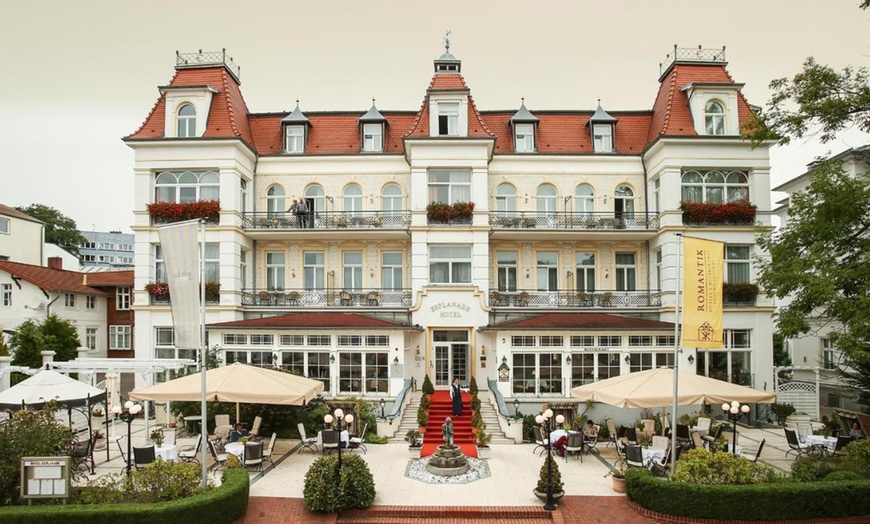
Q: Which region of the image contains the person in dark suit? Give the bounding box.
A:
[228,423,249,443]
[295,197,308,228]
[450,377,463,416]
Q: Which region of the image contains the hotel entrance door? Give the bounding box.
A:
[433,330,469,388]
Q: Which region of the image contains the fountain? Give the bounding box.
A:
[425,417,470,476]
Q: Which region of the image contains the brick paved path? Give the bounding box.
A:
[237,496,658,524]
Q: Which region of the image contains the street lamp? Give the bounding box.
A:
[534,408,565,511]
[379,398,386,419]
[721,401,750,455]
[324,408,355,479]
[112,401,142,476]
[513,398,520,419]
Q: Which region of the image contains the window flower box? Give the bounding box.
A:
[680,200,756,225]
[427,201,474,225]
[147,199,221,225]
[146,281,221,304]
[723,282,759,305]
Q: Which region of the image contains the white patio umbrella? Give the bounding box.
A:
[570,367,775,408]
[129,362,324,423]
[0,368,106,410]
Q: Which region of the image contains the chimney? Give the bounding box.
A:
[47,257,63,270]
[82,274,88,285]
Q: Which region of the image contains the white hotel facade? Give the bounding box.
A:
[126,47,775,404]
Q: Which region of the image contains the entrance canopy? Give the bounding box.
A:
[570,367,775,408]
[0,369,106,410]
[129,362,324,406]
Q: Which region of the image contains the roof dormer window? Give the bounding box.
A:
[362,123,383,152]
[438,103,460,136]
[177,104,196,138]
[705,100,725,135]
[285,126,304,154]
[593,124,613,153]
[515,124,535,152]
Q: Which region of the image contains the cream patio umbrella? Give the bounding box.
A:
[129,362,324,424]
[570,367,775,408]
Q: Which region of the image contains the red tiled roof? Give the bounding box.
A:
[125,66,254,146]
[0,261,109,296]
[429,74,469,91]
[249,113,418,155]
[404,73,495,139]
[0,204,41,224]
[86,271,134,287]
[648,63,754,141]
[488,313,675,330]
[207,313,413,329]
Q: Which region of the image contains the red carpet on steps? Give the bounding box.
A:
[421,390,477,458]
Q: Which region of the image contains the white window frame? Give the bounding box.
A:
[266,185,286,217]
[304,251,325,291]
[285,125,305,153]
[240,250,248,290]
[64,293,76,309]
[154,170,219,204]
[204,243,219,283]
[86,296,96,310]
[1,283,11,306]
[575,252,595,293]
[428,170,471,204]
[822,338,836,370]
[705,100,726,135]
[0,217,9,234]
[429,245,472,284]
[575,184,595,215]
[177,103,196,137]
[681,170,749,203]
[117,286,131,310]
[155,244,165,282]
[437,103,460,136]
[593,124,613,152]
[266,251,285,292]
[381,184,402,216]
[381,251,403,292]
[536,251,558,292]
[110,325,131,350]
[514,123,535,152]
[725,245,751,284]
[362,123,383,152]
[615,252,637,291]
[85,327,98,351]
[343,251,363,291]
[497,251,517,292]
[343,184,363,217]
[495,184,517,217]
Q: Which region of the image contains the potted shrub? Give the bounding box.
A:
[406,429,423,459]
[417,397,429,432]
[475,428,492,459]
[608,468,626,493]
[533,453,565,503]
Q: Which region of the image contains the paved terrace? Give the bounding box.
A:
[81,419,807,522]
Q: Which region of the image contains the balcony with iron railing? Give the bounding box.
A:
[659,45,726,77]
[241,288,413,308]
[242,211,410,231]
[488,289,661,309]
[176,49,241,82]
[488,211,659,231]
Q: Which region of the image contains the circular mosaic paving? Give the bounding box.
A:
[404,456,491,484]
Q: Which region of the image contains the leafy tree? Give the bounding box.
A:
[744,2,870,146]
[41,314,81,362]
[0,329,9,357]
[772,331,791,368]
[756,160,870,407]
[14,203,87,258]
[9,319,45,369]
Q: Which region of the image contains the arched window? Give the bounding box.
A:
[305,185,325,225]
[614,185,634,219]
[154,170,219,203]
[536,184,557,214]
[266,185,285,217]
[177,104,196,138]
[574,184,595,215]
[681,170,750,203]
[705,100,725,135]
[343,184,363,216]
[495,184,516,217]
[381,184,402,216]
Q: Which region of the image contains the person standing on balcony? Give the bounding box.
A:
[296,197,308,229]
[288,198,298,226]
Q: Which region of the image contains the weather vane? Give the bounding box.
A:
[444,30,451,52]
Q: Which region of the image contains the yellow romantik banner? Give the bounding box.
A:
[681,237,724,349]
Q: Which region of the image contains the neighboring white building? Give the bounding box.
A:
[124,46,775,409]
[773,145,870,417]
[78,230,135,268]
[0,204,44,266]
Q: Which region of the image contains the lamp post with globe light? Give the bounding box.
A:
[112,401,142,476]
[722,401,750,455]
[324,408,354,478]
[535,408,565,511]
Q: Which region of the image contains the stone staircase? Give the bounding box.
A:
[389,391,513,444]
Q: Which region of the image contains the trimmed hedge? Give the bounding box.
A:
[0,468,249,524]
[626,468,870,521]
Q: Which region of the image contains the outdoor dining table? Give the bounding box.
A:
[641,447,667,466]
[548,429,578,444]
[805,435,837,454]
[155,444,177,462]
[225,441,244,459]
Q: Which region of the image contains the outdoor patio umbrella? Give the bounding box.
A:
[129,362,325,423]
[0,368,106,411]
[569,367,775,408]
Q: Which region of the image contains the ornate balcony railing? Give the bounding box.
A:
[241,288,413,308]
[176,49,240,82]
[488,212,658,231]
[488,289,661,308]
[242,211,410,231]
[660,45,726,76]
[149,295,220,305]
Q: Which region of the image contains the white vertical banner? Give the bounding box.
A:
[157,220,201,349]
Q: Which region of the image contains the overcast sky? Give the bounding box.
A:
[2,0,868,232]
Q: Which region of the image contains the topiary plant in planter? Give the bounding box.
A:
[303,454,376,512]
[534,453,564,502]
[421,374,435,395]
